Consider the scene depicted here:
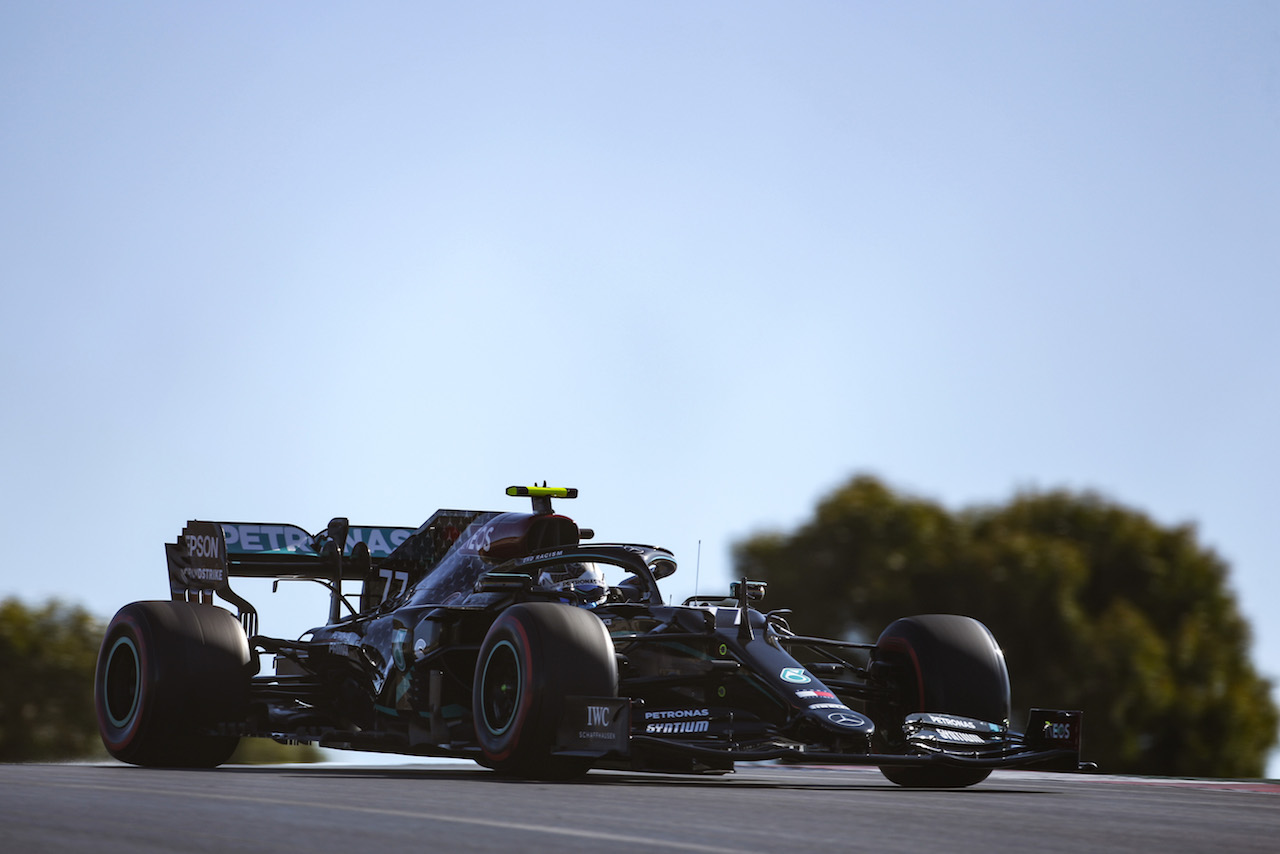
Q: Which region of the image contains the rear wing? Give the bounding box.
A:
[166,489,581,635]
[166,518,417,634]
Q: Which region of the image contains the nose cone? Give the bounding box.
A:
[804,705,876,736]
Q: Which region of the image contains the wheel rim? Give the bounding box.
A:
[480,640,521,736]
[104,636,141,728]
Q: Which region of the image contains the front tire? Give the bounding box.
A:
[473,602,617,779]
[870,614,1010,788]
[95,601,249,767]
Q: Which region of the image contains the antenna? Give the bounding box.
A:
[694,539,702,602]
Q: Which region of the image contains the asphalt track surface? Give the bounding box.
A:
[3,761,1278,853]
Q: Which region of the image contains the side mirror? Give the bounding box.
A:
[650,559,676,580]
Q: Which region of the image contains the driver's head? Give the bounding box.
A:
[537,563,608,608]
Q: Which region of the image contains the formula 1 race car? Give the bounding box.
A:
[94,486,1088,787]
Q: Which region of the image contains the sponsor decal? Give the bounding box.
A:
[562,699,628,745]
[644,708,710,720]
[926,714,977,730]
[459,522,497,554]
[933,729,985,745]
[520,549,565,564]
[795,689,838,700]
[1042,721,1073,742]
[175,523,226,588]
[352,528,409,557]
[826,711,870,729]
[780,667,811,684]
[179,566,224,584]
[221,524,310,554]
[218,524,412,558]
[646,721,710,734]
[807,703,852,711]
[185,533,222,559]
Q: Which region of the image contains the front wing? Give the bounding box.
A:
[558,708,1087,772]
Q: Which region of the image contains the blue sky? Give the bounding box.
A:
[3,2,1278,774]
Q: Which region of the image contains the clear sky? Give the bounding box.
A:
[3,2,1277,774]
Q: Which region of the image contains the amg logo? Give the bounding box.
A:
[586,706,612,727]
[646,721,710,734]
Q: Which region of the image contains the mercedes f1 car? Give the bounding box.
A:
[94,486,1088,786]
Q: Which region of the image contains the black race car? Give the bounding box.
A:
[95,486,1088,786]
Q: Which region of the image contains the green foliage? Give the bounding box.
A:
[227,738,325,764]
[0,599,330,764]
[734,475,1279,778]
[0,599,106,761]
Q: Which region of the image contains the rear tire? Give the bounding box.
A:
[870,614,1010,788]
[473,602,617,779]
[95,601,249,767]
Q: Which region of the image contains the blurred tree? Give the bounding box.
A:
[733,475,1278,778]
[227,738,324,764]
[0,599,105,761]
[0,599,327,764]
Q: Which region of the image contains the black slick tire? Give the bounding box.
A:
[870,613,1011,788]
[473,602,617,780]
[95,600,250,767]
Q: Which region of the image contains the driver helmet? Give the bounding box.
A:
[537,563,608,608]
